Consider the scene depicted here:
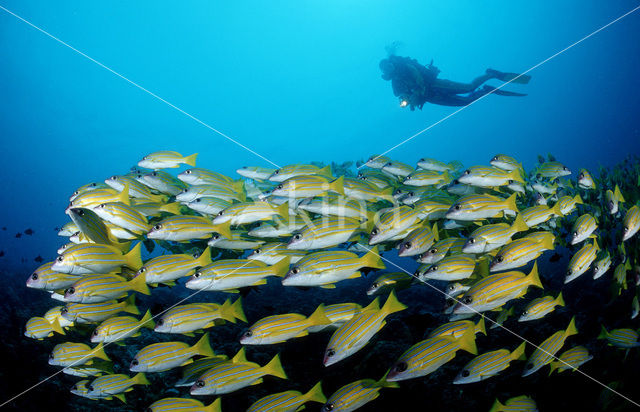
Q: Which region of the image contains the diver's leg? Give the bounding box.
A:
[431,72,495,95]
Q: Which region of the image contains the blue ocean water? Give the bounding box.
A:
[1,1,640,411]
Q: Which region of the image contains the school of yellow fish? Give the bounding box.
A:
[23,150,640,411]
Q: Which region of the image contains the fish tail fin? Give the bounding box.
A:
[475,317,486,336]
[204,398,222,412]
[330,176,345,196]
[376,370,400,388]
[549,362,559,376]
[229,297,247,323]
[122,294,140,315]
[277,202,290,221]
[213,221,232,240]
[504,193,518,213]
[442,170,452,185]
[541,233,555,250]
[614,185,625,202]
[550,202,564,217]
[555,292,565,307]
[139,309,155,330]
[432,223,440,242]
[262,353,288,379]
[192,332,215,357]
[511,213,529,233]
[127,270,150,295]
[93,342,110,361]
[270,256,291,277]
[381,290,408,315]
[306,304,331,327]
[231,179,245,193]
[118,183,131,206]
[512,342,527,361]
[124,242,143,270]
[489,399,504,412]
[574,194,583,205]
[457,328,478,355]
[184,153,198,167]
[217,300,236,323]
[527,261,543,289]
[196,246,212,267]
[232,347,247,363]
[160,202,182,215]
[51,318,65,335]
[508,169,524,184]
[565,316,578,338]
[131,372,150,386]
[361,246,386,269]
[114,393,127,403]
[303,381,327,404]
[363,297,381,312]
[598,325,608,340]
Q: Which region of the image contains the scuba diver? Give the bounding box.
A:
[379,55,531,110]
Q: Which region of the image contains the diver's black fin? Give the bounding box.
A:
[487,69,531,84]
[484,85,527,97]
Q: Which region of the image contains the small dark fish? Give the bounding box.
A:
[15,233,22,238]
[21,258,26,263]
[549,252,562,262]
[0,251,4,257]
[1,227,6,231]
[24,228,34,235]
[34,255,43,263]
[54,227,60,232]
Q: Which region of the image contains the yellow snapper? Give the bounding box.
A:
[520,203,563,228]
[598,326,640,348]
[462,214,529,254]
[85,372,149,402]
[453,342,526,384]
[453,262,543,314]
[549,345,593,374]
[323,292,407,366]
[386,328,477,382]
[397,223,439,257]
[367,272,414,296]
[63,273,150,303]
[282,247,384,288]
[147,216,231,242]
[185,257,290,292]
[623,205,640,241]
[556,194,583,215]
[268,164,333,182]
[49,341,110,367]
[490,232,555,272]
[570,213,598,244]
[240,304,331,345]
[141,170,187,195]
[247,242,306,265]
[270,175,344,198]
[148,398,221,412]
[24,316,66,340]
[518,292,564,322]
[137,247,212,285]
[26,261,82,291]
[190,353,287,395]
[287,216,368,250]
[522,317,577,376]
[490,395,537,412]
[138,151,197,169]
[155,298,246,334]
[52,242,143,275]
[236,165,277,180]
[248,381,326,412]
[90,310,154,343]
[577,169,596,189]
[605,184,625,214]
[212,201,289,225]
[457,165,524,187]
[445,193,518,221]
[320,374,398,412]
[565,239,599,283]
[369,206,423,244]
[61,295,139,324]
[130,333,215,372]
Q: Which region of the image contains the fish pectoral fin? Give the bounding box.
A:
[183,332,196,337]
[295,330,309,338]
[347,271,362,279]
[320,284,336,289]
[180,358,194,366]
[250,378,264,386]
[252,279,268,286]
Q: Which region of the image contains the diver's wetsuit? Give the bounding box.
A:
[380,56,529,110]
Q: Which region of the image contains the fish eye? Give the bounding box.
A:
[56,256,64,262]
[49,353,54,360]
[324,403,334,411]
[579,173,584,179]
[429,265,438,272]
[403,242,412,249]
[139,267,146,273]
[212,234,220,240]
[73,191,79,196]
[131,359,139,366]
[463,170,470,175]
[454,204,461,210]
[468,237,475,244]
[61,307,68,314]
[142,156,148,160]
[463,296,473,304]
[491,156,498,161]
[408,192,414,197]
[573,231,578,237]
[196,380,205,387]
[156,319,163,326]
[496,256,504,263]
[563,167,568,171]
[99,204,106,209]
[273,170,280,175]
[153,224,162,230]
[293,234,302,240]
[92,330,98,336]
[66,287,75,295]
[31,273,38,280]
[447,285,455,291]
[508,179,513,184]
[372,282,379,288]
[394,361,408,372]
[194,272,201,278]
[181,189,188,194]
[429,248,437,254]
[217,211,224,216]
[276,184,283,190]
[185,170,192,174]
[326,349,335,357]
[461,370,470,377]
[87,385,94,392]
[371,229,379,236]
[244,330,252,337]
[152,171,158,176]
[292,267,300,274]
[254,249,261,254]
[623,227,629,233]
